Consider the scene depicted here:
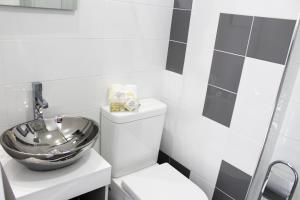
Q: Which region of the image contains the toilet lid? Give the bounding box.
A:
[121,163,208,200]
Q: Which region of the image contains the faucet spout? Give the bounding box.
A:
[32,82,49,120]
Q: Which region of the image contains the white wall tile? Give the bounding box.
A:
[223,132,262,175]
[42,77,101,117]
[0,0,171,144]
[160,70,184,104]
[231,58,285,146]
[281,101,300,141]
[0,87,8,128]
[190,171,215,200]
[3,83,33,127]
[160,102,179,156]
[192,0,300,20]
[0,0,172,39]
[110,0,174,8]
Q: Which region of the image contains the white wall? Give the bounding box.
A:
[0,0,173,153]
[159,0,300,199]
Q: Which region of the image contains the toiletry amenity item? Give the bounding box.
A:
[108,84,139,112]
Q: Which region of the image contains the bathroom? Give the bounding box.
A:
[1,0,300,199]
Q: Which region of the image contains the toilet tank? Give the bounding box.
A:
[100,98,167,178]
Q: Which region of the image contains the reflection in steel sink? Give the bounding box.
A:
[0,117,99,171]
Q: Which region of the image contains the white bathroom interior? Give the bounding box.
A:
[1,0,300,200]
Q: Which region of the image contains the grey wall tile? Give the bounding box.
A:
[166,41,187,74]
[209,51,245,93]
[174,0,193,10]
[216,161,252,200]
[215,13,253,55]
[212,188,233,200]
[170,9,191,43]
[247,17,296,65]
[202,86,236,127]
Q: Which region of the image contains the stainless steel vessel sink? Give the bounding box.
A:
[0,117,99,171]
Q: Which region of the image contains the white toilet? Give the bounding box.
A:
[100,98,208,200]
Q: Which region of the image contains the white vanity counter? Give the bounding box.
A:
[0,147,111,200]
[0,165,4,200]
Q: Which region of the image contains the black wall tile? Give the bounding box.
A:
[170,158,191,178]
[247,17,296,65]
[166,41,187,74]
[202,86,237,127]
[215,13,253,55]
[216,161,251,200]
[212,188,234,200]
[174,0,193,10]
[209,51,245,93]
[157,151,191,178]
[158,150,170,164]
[170,9,191,43]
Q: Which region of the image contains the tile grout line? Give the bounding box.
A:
[216,187,236,200]
[245,16,255,57]
[208,84,237,95]
[214,49,244,58]
[170,40,187,44]
[110,0,174,9]
[173,8,192,11]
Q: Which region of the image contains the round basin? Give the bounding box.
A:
[0,117,99,171]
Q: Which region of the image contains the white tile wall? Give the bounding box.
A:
[228,58,285,175]
[159,0,300,198]
[0,0,172,156]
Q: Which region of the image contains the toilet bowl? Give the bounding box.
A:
[100,98,208,200]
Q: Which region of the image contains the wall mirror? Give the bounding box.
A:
[0,0,77,10]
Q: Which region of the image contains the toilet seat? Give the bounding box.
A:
[112,163,208,200]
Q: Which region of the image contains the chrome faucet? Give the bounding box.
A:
[32,82,48,120]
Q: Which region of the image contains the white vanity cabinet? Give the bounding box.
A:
[0,148,111,200]
[0,165,4,200]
